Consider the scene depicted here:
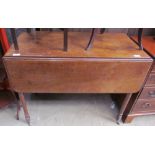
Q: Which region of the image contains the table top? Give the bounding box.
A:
[132,36,155,58]
[5,32,150,59]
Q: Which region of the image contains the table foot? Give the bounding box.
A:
[116,115,122,125]
[25,116,31,126]
[16,102,21,120]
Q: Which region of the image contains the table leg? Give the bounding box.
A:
[117,93,132,124]
[18,93,30,125]
[10,90,21,120]
[16,101,21,120]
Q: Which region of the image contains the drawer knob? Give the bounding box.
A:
[142,102,151,108]
[148,91,155,97]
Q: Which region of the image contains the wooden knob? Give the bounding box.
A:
[148,91,155,97]
[143,103,151,108]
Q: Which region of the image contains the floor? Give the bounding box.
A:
[0,92,155,126]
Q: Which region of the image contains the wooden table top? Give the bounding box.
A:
[132,36,155,58]
[5,32,150,59]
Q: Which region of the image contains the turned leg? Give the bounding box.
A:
[86,28,98,50]
[16,100,22,120]
[18,93,30,125]
[117,93,132,124]
[16,102,20,120]
[9,90,20,120]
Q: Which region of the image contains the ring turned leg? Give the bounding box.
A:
[9,90,21,120]
[16,101,21,120]
[18,93,30,125]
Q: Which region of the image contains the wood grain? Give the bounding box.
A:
[4,57,152,93]
[4,32,152,93]
[5,32,150,59]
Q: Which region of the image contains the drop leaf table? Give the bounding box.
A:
[3,31,152,125]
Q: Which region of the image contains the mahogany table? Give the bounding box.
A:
[3,31,152,125]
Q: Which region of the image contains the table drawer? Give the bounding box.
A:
[151,64,155,73]
[145,73,155,86]
[132,99,155,113]
[139,87,155,99]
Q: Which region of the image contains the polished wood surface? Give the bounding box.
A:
[145,73,155,86]
[151,62,155,72]
[4,57,152,93]
[6,32,150,59]
[131,99,155,113]
[139,87,155,99]
[4,32,152,93]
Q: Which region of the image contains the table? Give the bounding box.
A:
[3,31,152,125]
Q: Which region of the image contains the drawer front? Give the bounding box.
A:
[139,87,155,99]
[145,73,155,86]
[151,64,155,73]
[132,99,155,113]
[3,58,151,93]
